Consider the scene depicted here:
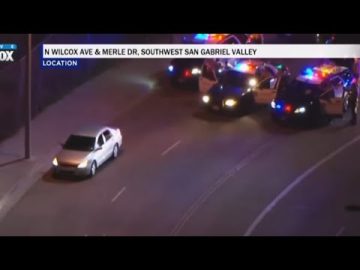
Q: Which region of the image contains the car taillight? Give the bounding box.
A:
[184,69,191,78]
[284,105,292,113]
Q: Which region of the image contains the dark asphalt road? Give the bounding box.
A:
[0,36,359,236]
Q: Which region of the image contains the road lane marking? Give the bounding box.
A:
[171,140,275,236]
[161,140,181,156]
[111,186,126,203]
[244,134,360,236]
[336,226,345,236]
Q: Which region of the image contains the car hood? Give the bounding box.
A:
[209,84,246,98]
[275,87,318,104]
[56,149,91,165]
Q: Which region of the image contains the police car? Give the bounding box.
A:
[271,64,356,124]
[181,33,249,44]
[167,34,261,88]
[199,60,289,113]
[315,34,360,68]
[315,34,360,44]
[167,59,204,87]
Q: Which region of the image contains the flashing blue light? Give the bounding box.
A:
[304,67,313,76]
[276,104,282,109]
[303,67,315,79]
[235,63,250,73]
[194,34,209,41]
[344,79,351,87]
[168,65,174,72]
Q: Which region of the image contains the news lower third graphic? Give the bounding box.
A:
[41,59,79,68]
[41,44,79,68]
[0,44,17,62]
[42,44,360,58]
[40,44,360,69]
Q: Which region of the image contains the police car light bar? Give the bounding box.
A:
[194,34,227,42]
[234,62,256,73]
[302,64,339,81]
[194,34,209,40]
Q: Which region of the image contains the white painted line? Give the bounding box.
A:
[336,226,345,236]
[161,140,181,156]
[171,140,275,236]
[244,134,360,236]
[111,186,126,203]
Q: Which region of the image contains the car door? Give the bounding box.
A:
[199,59,218,94]
[94,133,107,166]
[102,129,114,161]
[253,76,279,105]
[320,78,344,116]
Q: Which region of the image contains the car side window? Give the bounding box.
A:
[103,130,112,141]
[258,77,271,89]
[320,83,335,100]
[269,78,278,89]
[97,134,105,147]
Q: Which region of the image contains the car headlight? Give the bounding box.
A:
[168,65,174,72]
[191,67,201,75]
[271,100,276,109]
[225,99,237,107]
[78,160,88,168]
[52,158,58,166]
[202,95,210,103]
[249,78,257,87]
[294,107,306,114]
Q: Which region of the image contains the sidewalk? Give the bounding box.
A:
[0,58,169,221]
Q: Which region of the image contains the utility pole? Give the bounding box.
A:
[25,34,31,159]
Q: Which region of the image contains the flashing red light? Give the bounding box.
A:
[235,62,256,73]
[285,105,292,113]
[184,69,191,77]
[208,34,227,42]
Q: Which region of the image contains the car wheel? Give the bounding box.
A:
[113,144,119,159]
[89,161,97,177]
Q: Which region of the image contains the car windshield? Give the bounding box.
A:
[279,80,322,98]
[219,70,253,87]
[63,135,95,151]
